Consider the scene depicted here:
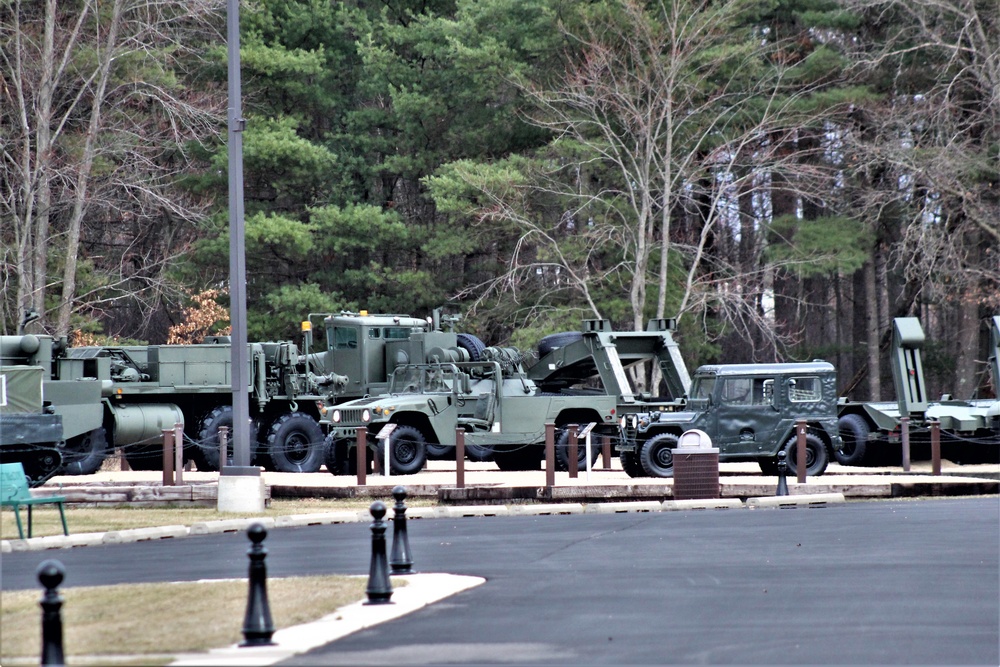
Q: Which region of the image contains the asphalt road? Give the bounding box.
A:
[3,498,998,665]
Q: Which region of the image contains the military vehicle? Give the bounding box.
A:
[322,345,620,475]
[1,339,65,485]
[620,362,843,477]
[0,309,486,476]
[835,316,1000,466]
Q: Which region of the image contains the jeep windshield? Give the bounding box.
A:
[388,364,457,394]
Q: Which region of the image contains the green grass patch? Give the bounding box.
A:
[0,574,404,664]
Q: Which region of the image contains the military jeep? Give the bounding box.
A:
[323,348,620,474]
[620,362,842,477]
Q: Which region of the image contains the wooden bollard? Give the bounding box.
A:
[568,425,579,478]
[545,423,555,488]
[356,427,367,486]
[162,428,175,486]
[930,419,941,476]
[455,429,465,489]
[795,419,808,483]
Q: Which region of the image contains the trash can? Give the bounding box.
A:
[672,429,720,500]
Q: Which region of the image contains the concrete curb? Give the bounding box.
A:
[663,498,745,510]
[168,573,486,667]
[746,492,846,509]
[0,494,849,551]
[102,525,190,544]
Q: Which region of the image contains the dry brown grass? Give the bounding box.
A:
[0,497,433,539]
[0,574,392,664]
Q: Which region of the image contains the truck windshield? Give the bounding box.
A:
[389,365,455,394]
[690,376,715,400]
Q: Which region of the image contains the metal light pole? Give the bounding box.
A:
[219,0,265,511]
[227,0,249,469]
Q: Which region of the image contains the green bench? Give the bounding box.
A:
[0,462,69,540]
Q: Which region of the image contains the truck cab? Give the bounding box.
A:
[621,362,841,477]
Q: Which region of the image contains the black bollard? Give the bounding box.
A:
[366,501,394,604]
[775,450,789,496]
[241,523,276,647]
[390,486,413,574]
[38,559,65,667]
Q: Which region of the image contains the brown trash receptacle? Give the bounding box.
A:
[672,429,720,500]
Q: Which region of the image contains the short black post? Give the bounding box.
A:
[390,485,414,574]
[241,523,276,647]
[776,450,789,496]
[38,559,65,667]
[366,501,393,604]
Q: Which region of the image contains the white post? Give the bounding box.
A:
[585,432,593,481]
[381,436,391,482]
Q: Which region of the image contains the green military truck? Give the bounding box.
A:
[621,362,843,477]
[0,309,487,476]
[323,346,620,474]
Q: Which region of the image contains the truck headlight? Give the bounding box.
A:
[331,410,341,423]
[362,409,371,423]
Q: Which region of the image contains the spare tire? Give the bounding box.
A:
[456,333,486,361]
[537,331,583,356]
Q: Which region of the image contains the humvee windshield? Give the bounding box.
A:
[389,365,455,394]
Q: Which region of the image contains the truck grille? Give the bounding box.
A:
[336,408,370,427]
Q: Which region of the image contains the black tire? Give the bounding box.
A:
[836,413,871,466]
[323,432,352,475]
[620,448,646,477]
[192,406,260,472]
[374,424,427,475]
[59,427,109,475]
[555,427,601,471]
[465,441,494,462]
[425,438,452,460]
[493,445,542,471]
[537,331,583,357]
[456,333,486,362]
[639,432,679,478]
[265,412,325,473]
[781,432,829,477]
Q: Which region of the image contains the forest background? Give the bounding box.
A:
[3,0,998,402]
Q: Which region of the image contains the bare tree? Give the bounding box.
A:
[843,0,1000,397]
[430,0,852,365]
[1,0,225,336]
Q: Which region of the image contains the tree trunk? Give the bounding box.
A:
[865,259,881,401]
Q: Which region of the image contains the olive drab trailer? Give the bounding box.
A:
[835,316,1000,466]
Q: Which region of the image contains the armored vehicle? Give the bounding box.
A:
[1,341,64,485]
[323,346,619,474]
[835,316,1000,466]
[621,362,842,477]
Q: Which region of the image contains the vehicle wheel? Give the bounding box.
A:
[323,432,352,475]
[192,406,260,471]
[59,427,108,475]
[620,448,646,477]
[537,331,583,357]
[456,333,486,362]
[555,427,601,471]
[374,424,427,475]
[639,432,679,478]
[493,445,542,471]
[425,438,452,460]
[836,413,871,466]
[266,412,325,473]
[465,441,494,462]
[782,432,829,476]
